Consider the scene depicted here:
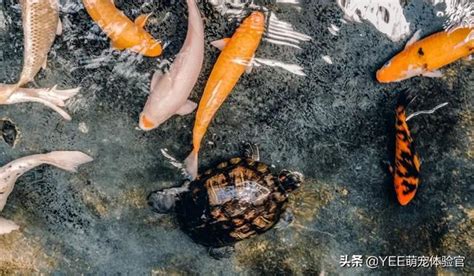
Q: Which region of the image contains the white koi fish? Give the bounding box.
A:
[139,0,204,130]
[0,151,93,235]
[0,0,81,120]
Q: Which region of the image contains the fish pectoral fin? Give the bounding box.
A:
[463,55,472,61]
[210,38,231,51]
[405,29,421,48]
[135,13,153,29]
[42,59,48,70]
[176,100,197,116]
[0,217,19,235]
[56,19,63,35]
[422,70,443,78]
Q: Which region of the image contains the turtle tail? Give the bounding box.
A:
[184,149,198,180]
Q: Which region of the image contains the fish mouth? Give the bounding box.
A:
[139,114,158,131]
[375,69,390,83]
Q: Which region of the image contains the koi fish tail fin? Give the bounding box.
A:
[41,151,93,173]
[184,149,198,180]
[4,86,81,121]
[396,88,416,110]
[0,217,19,235]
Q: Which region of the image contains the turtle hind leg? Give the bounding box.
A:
[242,142,260,161]
[148,182,190,214]
[208,246,235,260]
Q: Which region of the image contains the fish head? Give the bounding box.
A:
[139,112,162,131]
[243,11,265,31]
[376,55,425,83]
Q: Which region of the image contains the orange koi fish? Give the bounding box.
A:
[377,27,473,83]
[390,90,421,205]
[184,11,265,179]
[82,0,162,57]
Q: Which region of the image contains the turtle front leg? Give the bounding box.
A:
[274,209,295,230]
[208,246,235,260]
[0,217,19,235]
[148,182,190,214]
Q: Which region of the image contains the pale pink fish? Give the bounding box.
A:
[0,151,93,235]
[0,0,81,120]
[139,0,204,130]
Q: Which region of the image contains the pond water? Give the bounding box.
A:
[0,0,472,274]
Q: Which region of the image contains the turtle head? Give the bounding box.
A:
[279,170,303,193]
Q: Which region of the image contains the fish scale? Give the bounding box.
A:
[18,0,59,85]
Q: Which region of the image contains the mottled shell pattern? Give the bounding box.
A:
[176,157,290,247]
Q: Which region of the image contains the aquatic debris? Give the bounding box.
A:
[376,27,473,83]
[184,12,265,179]
[337,0,410,42]
[0,151,93,235]
[321,55,334,64]
[139,0,204,131]
[0,0,82,120]
[82,0,162,57]
[328,24,340,36]
[0,119,18,147]
[406,102,449,121]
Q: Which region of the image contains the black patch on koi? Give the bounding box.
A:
[401,180,417,195]
[418,47,424,56]
[396,128,410,142]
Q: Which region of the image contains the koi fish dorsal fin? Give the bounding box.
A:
[405,29,422,49]
[135,13,152,29]
[210,38,231,51]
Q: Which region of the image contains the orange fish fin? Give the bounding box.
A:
[405,29,421,48]
[135,13,152,29]
[210,38,231,51]
[176,100,197,116]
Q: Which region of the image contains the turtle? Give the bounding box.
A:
[148,144,303,258]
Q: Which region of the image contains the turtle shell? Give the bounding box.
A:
[175,157,289,247]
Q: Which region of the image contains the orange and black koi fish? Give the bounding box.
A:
[390,90,421,206]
